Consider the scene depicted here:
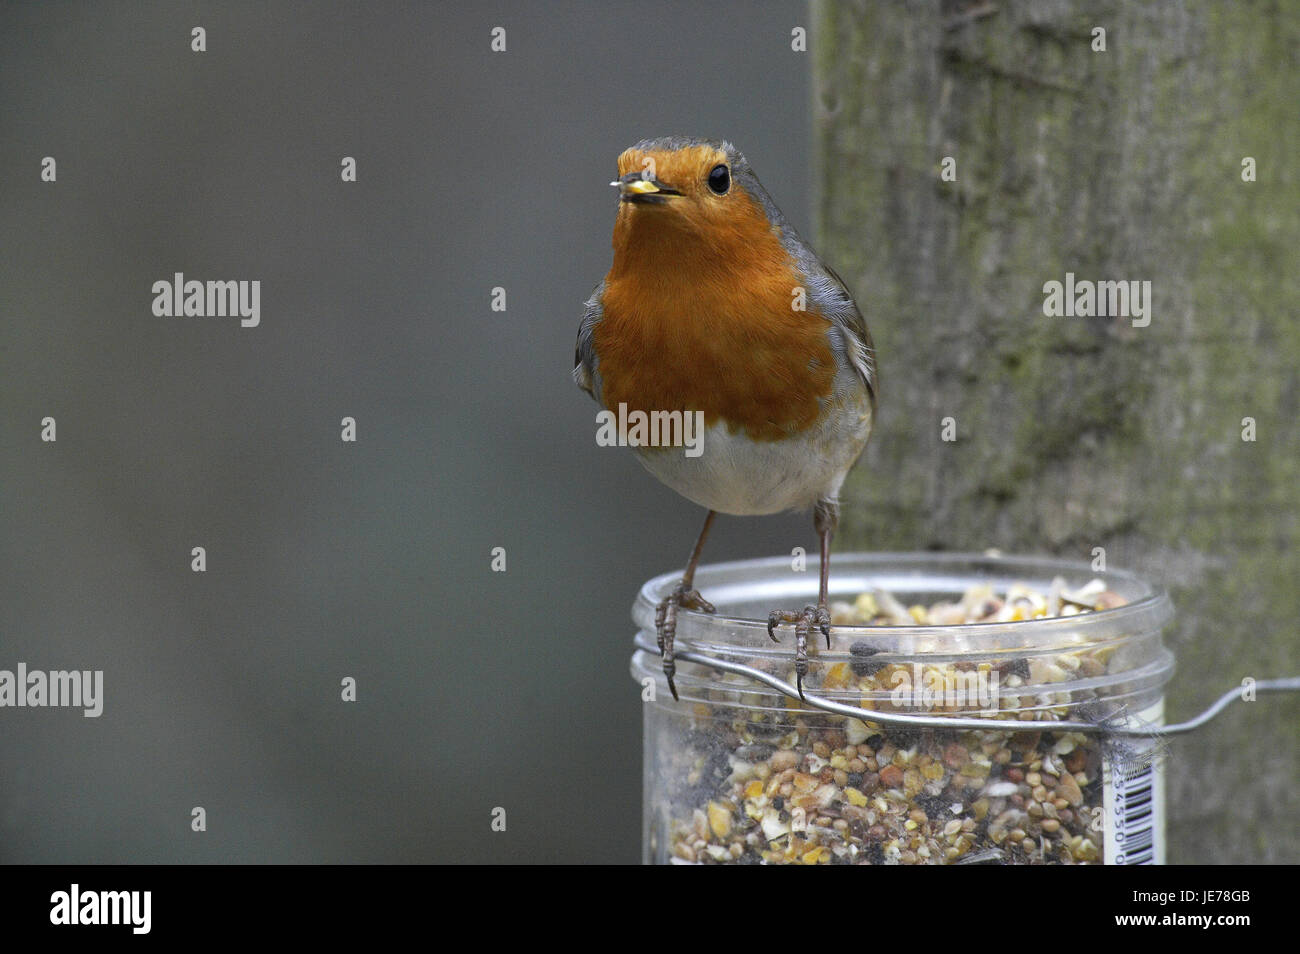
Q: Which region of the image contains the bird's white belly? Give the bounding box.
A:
[633,399,873,516]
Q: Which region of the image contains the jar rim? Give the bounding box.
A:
[633,551,1174,653]
[631,551,1174,729]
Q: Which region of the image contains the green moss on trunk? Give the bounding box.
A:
[814,0,1300,863]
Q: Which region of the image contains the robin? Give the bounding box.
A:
[574,137,877,700]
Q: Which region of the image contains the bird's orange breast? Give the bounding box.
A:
[593,188,835,443]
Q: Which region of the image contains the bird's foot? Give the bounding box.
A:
[767,603,831,700]
[655,583,716,701]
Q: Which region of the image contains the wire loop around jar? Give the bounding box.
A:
[632,634,1300,737]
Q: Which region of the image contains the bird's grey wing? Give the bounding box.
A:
[573,280,604,400]
[810,262,877,412]
[739,165,876,410]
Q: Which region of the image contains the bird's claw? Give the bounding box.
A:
[767,604,832,700]
[655,582,717,701]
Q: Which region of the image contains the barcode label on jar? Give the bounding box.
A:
[1102,701,1165,865]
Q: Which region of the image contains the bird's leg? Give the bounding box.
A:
[768,499,838,699]
[655,510,718,701]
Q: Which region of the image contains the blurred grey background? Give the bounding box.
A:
[0,1,819,862]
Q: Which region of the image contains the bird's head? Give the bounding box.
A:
[609,137,781,249]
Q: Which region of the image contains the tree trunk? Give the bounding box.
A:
[815,0,1299,863]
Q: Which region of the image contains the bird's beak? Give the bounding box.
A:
[611,172,682,203]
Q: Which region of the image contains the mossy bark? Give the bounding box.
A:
[814,0,1299,863]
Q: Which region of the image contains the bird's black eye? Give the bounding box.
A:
[707,164,730,195]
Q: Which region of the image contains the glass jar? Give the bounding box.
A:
[630,552,1175,865]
